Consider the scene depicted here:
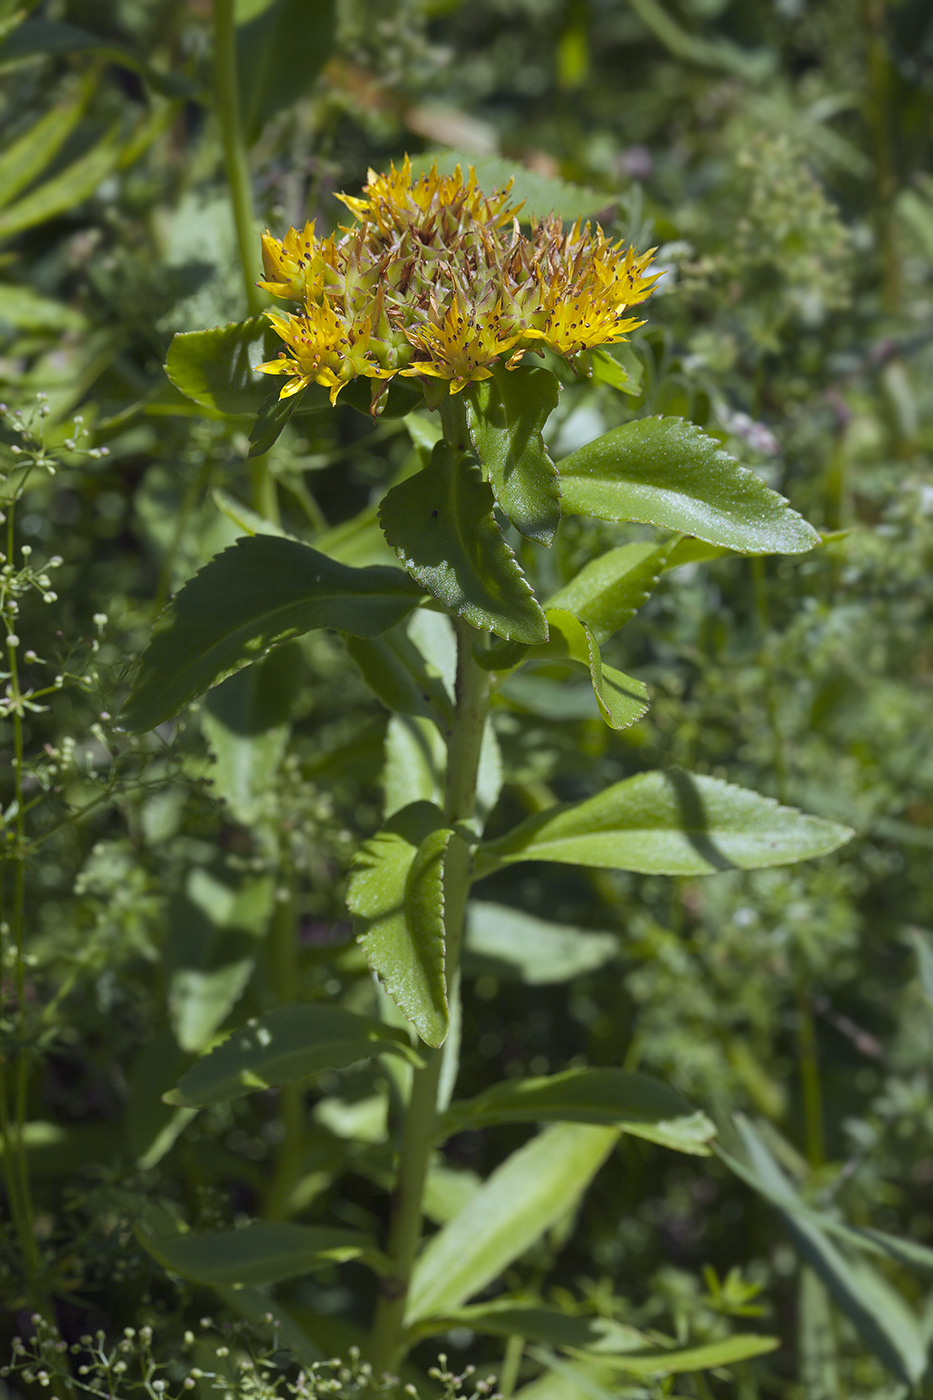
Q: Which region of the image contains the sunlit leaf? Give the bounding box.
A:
[557,416,819,554]
[545,540,673,643]
[477,769,853,878]
[406,1123,618,1322]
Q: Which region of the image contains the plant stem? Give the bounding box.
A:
[0,498,41,1286]
[264,857,308,1221]
[213,0,263,318]
[368,606,491,1374]
[212,0,279,522]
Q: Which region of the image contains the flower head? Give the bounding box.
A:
[257,159,660,410]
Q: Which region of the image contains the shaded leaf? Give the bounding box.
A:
[0,122,125,239]
[237,0,337,143]
[248,387,296,455]
[726,1117,927,1387]
[537,1333,779,1376]
[201,642,302,825]
[441,1068,715,1155]
[464,902,617,984]
[120,536,423,732]
[166,1003,420,1108]
[348,802,454,1048]
[406,1123,618,1322]
[477,769,853,878]
[411,1303,650,1355]
[557,416,819,554]
[379,442,548,644]
[466,364,561,544]
[0,82,89,208]
[383,715,446,818]
[139,1221,386,1287]
[345,620,454,726]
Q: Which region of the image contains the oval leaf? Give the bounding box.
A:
[165,1003,420,1108]
[379,442,548,644]
[406,1123,618,1323]
[440,1068,715,1155]
[466,364,561,545]
[557,416,819,554]
[476,769,854,878]
[120,536,423,732]
[139,1221,385,1287]
[348,801,453,1048]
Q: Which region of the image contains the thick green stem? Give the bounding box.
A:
[368,612,491,1374]
[212,0,279,521]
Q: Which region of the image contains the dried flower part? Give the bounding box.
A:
[257,156,660,406]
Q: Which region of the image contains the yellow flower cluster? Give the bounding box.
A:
[257,157,660,408]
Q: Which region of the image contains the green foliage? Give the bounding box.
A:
[1,1,932,1397]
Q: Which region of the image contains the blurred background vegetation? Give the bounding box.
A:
[1,0,932,1396]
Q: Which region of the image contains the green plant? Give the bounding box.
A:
[114,156,852,1390]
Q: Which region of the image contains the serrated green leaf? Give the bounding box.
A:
[539,609,648,731]
[466,364,561,545]
[546,541,673,643]
[406,1123,619,1322]
[237,0,336,143]
[120,535,423,732]
[348,802,454,1048]
[557,416,819,554]
[590,345,642,398]
[441,1068,714,1155]
[165,318,272,417]
[410,151,607,223]
[477,769,854,878]
[138,1221,386,1287]
[465,902,617,984]
[166,1003,420,1108]
[380,441,548,643]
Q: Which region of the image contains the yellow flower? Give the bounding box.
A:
[256,301,393,406]
[256,157,660,408]
[400,297,521,394]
